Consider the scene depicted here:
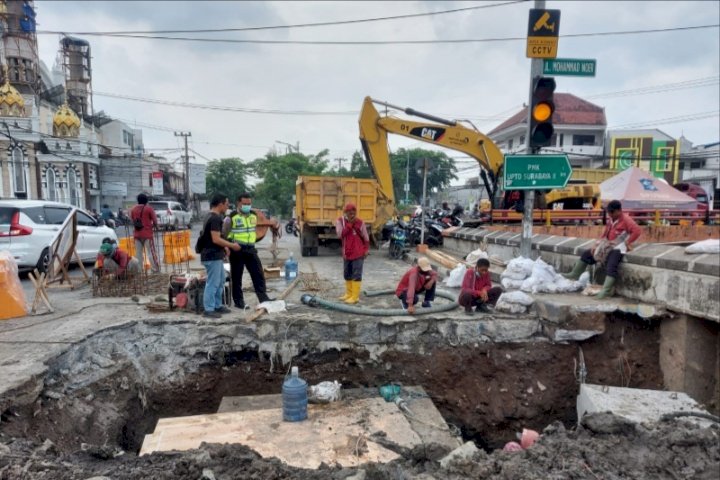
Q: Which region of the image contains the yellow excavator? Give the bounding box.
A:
[358,96,600,218]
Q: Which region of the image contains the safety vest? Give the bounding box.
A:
[228,213,257,245]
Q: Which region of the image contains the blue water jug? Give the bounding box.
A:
[282,366,308,422]
[285,253,298,284]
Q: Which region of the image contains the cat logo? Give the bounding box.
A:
[410,126,446,142]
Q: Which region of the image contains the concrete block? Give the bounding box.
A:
[655,250,695,272]
[439,441,479,469]
[577,384,713,427]
[624,244,675,267]
[691,255,720,276]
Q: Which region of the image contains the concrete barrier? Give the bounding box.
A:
[444,228,720,322]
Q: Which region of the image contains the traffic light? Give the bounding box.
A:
[530,76,556,149]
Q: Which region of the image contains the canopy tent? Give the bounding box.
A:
[599,167,697,210]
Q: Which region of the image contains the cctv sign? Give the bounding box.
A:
[526,9,561,59]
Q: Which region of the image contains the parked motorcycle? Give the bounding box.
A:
[388,220,410,259]
[285,218,299,237]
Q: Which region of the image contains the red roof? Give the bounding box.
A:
[489,93,606,135]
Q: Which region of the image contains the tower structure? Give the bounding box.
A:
[60,36,92,119]
[0,0,40,96]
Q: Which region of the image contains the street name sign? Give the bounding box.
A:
[543,58,596,77]
[503,154,572,190]
[526,9,561,59]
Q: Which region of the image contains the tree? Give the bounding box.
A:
[389,148,457,206]
[252,150,330,216]
[206,158,250,202]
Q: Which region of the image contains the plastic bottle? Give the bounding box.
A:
[284,252,298,284]
[282,366,308,422]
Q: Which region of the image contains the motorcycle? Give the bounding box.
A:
[285,218,299,237]
[388,220,409,259]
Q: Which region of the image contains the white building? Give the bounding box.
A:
[679,140,720,206]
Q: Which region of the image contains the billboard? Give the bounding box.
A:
[189,164,207,195]
[609,136,680,184]
[152,172,164,195]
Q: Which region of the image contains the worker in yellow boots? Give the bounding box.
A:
[335,203,369,304]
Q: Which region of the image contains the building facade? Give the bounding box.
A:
[605,129,682,185]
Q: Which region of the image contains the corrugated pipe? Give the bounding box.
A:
[301,289,459,316]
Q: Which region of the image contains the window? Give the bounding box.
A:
[508,138,514,150]
[45,207,71,225]
[123,130,134,149]
[691,161,703,169]
[76,211,96,227]
[656,147,673,172]
[519,135,525,145]
[67,168,80,207]
[550,134,557,146]
[572,134,595,146]
[22,207,46,224]
[45,168,58,202]
[559,134,564,146]
[11,148,26,195]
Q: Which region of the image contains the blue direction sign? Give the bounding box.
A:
[503,154,572,190]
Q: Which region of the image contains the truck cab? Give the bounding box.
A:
[673,183,710,211]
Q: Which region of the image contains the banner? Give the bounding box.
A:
[189,164,207,194]
[152,172,164,195]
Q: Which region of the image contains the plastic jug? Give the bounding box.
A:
[282,366,308,422]
[284,253,298,284]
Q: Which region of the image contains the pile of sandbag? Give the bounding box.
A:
[685,239,720,254]
[500,257,589,294]
[495,290,535,314]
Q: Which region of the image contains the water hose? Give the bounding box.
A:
[301,288,458,316]
[660,411,720,423]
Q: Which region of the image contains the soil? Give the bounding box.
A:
[0,314,707,479]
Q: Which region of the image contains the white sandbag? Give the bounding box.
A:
[502,277,525,290]
[444,264,467,288]
[578,271,590,286]
[308,380,342,403]
[466,249,489,265]
[503,257,535,280]
[530,258,558,284]
[495,300,528,314]
[685,239,720,254]
[498,291,534,306]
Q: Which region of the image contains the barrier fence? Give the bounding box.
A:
[488,209,719,226]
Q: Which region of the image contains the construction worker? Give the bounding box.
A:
[459,258,503,314]
[564,199,641,298]
[97,240,141,279]
[227,192,272,309]
[395,257,437,314]
[130,193,160,273]
[336,203,369,304]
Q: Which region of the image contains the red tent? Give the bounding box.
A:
[600,167,697,210]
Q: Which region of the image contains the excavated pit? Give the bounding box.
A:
[0,312,666,467]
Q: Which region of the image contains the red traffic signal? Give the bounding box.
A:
[530,76,556,148]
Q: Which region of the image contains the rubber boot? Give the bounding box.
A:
[338,280,352,301]
[564,259,588,280]
[596,276,616,299]
[345,280,361,304]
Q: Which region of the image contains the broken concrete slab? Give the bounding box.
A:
[577,384,715,428]
[439,441,479,469]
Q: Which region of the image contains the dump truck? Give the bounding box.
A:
[295,176,393,257]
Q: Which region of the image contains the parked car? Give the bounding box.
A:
[0,200,118,273]
[148,201,192,230]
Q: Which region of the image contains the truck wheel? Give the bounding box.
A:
[301,247,311,257]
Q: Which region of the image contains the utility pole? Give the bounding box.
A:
[420,158,429,245]
[520,0,545,258]
[404,150,410,204]
[175,131,191,203]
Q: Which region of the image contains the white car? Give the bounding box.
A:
[148,201,192,230]
[0,200,118,273]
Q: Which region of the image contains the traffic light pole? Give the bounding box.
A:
[520,0,546,258]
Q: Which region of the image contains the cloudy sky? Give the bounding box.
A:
[34,0,719,182]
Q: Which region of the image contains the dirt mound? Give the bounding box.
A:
[1,414,717,480]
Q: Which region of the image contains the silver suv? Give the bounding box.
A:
[0,200,118,273]
[148,201,192,230]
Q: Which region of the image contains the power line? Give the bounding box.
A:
[37,1,526,35]
[39,24,719,46]
[610,111,719,129]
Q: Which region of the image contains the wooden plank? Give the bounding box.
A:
[246,277,300,323]
[140,397,424,469]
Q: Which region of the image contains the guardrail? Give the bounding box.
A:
[488,209,719,226]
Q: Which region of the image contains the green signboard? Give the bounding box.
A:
[543,58,596,77]
[503,154,572,190]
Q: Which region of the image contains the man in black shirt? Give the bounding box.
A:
[201,194,240,318]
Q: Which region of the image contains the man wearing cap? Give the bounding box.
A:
[395,257,437,314]
[97,240,141,279]
[336,203,369,304]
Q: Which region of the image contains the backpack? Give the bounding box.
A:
[133,205,146,230]
[194,217,212,254]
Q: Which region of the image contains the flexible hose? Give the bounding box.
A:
[301,289,458,316]
[660,411,720,423]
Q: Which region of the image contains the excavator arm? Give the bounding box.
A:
[359,96,505,204]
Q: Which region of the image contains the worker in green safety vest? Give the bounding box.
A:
[227,192,272,309]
